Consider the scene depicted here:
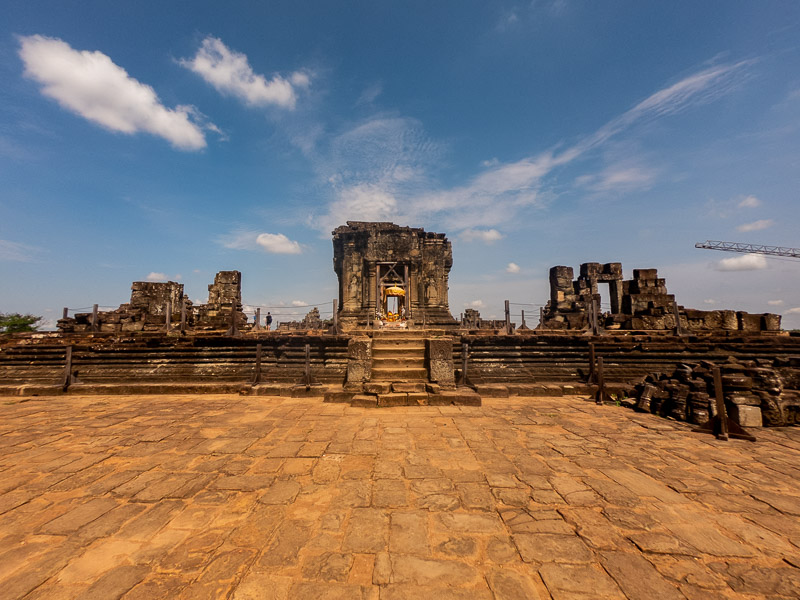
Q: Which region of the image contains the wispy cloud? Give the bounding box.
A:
[357,82,383,106]
[506,262,520,273]
[311,59,751,234]
[715,253,768,271]
[19,35,211,150]
[218,229,260,250]
[738,195,761,208]
[0,239,40,262]
[181,36,309,109]
[460,229,503,243]
[575,164,658,192]
[736,219,774,232]
[768,299,784,306]
[787,307,800,315]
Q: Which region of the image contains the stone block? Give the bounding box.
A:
[406,393,428,405]
[351,395,378,408]
[427,337,455,385]
[391,382,425,393]
[729,404,762,427]
[579,262,602,278]
[324,390,356,404]
[474,384,509,397]
[602,262,623,278]
[361,382,390,395]
[737,312,762,332]
[632,268,658,280]
[346,337,371,384]
[377,393,408,407]
[763,313,781,331]
[719,310,738,329]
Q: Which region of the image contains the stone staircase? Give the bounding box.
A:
[328,328,480,407]
[371,329,427,381]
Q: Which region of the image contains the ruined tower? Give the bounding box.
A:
[332,222,458,329]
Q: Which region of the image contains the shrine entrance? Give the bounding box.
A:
[376,262,410,322]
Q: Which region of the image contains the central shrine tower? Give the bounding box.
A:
[332,222,458,329]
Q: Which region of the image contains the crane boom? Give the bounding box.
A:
[695,240,800,259]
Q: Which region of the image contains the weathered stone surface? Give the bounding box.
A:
[258,480,301,505]
[600,551,683,600]
[1,392,799,600]
[514,533,593,563]
[342,508,388,552]
[539,563,624,598]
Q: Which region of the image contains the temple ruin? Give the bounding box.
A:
[332,222,458,329]
[3,222,798,424]
[57,271,246,333]
[542,262,781,332]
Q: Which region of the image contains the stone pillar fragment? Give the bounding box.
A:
[345,337,372,389]
[427,337,455,387]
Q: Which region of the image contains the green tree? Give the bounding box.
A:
[0,313,42,333]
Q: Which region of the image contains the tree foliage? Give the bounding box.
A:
[0,313,42,333]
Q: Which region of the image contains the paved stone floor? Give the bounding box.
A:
[1,394,800,600]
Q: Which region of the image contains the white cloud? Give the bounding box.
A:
[460,229,504,244]
[703,298,717,305]
[506,262,520,273]
[768,300,784,306]
[19,35,208,150]
[181,36,308,109]
[466,300,485,309]
[146,272,168,282]
[787,307,800,315]
[0,239,39,262]
[715,253,768,271]
[736,219,774,232]
[291,300,307,307]
[738,195,761,208]
[256,233,302,254]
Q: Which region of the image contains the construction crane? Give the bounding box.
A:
[695,240,800,259]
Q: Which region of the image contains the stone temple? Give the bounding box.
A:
[332,222,458,329]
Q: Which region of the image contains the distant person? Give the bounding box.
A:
[266,311,273,331]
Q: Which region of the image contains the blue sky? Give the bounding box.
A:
[2,1,800,328]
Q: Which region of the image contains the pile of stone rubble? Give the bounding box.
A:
[628,356,800,427]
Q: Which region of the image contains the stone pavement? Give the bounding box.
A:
[1,395,799,600]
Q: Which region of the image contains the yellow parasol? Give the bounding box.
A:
[384,285,406,296]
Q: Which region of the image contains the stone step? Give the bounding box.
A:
[392,382,427,393]
[372,341,425,352]
[371,367,428,381]
[371,340,426,350]
[372,357,425,368]
[373,330,431,339]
